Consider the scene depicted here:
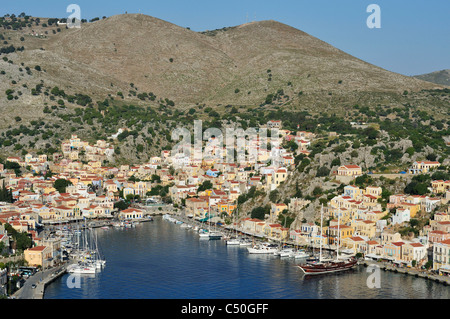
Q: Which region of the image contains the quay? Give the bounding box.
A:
[360,260,450,286]
[12,260,74,299]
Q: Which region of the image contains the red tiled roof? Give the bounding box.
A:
[28,246,47,251]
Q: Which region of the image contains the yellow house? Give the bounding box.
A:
[134,181,151,197]
[431,180,450,194]
[68,177,79,186]
[341,236,366,254]
[351,219,377,238]
[273,168,288,187]
[257,151,270,163]
[331,207,352,224]
[399,202,420,218]
[337,165,362,176]
[54,206,74,219]
[24,246,52,268]
[364,186,382,198]
[255,222,266,235]
[226,171,236,181]
[327,225,354,245]
[343,185,362,199]
[383,241,405,261]
[312,234,328,247]
[119,208,144,220]
[381,230,402,245]
[410,161,440,174]
[39,209,57,221]
[105,181,118,193]
[264,223,284,239]
[271,203,287,220]
[43,186,57,194]
[362,194,379,207]
[89,161,102,168]
[364,210,386,222]
[69,151,79,161]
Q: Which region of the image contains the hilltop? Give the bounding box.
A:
[413,69,450,86]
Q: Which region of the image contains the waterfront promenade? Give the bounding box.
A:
[13,262,69,299]
[361,260,450,286]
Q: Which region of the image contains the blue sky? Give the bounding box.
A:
[1,0,449,76]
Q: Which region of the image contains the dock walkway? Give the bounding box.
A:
[361,260,450,286]
[13,261,72,299]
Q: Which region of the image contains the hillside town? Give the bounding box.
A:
[0,120,450,297]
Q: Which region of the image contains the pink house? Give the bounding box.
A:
[384,241,405,261]
[429,230,450,244]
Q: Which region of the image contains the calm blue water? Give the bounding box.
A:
[44,217,450,299]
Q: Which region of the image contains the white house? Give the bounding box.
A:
[392,208,411,225]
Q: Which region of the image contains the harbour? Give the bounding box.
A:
[41,216,450,299]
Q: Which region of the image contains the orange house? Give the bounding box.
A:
[217,201,237,216]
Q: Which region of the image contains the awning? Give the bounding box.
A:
[365,253,382,260]
[439,266,450,274]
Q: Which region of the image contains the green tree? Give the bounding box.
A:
[197,180,213,193]
[53,179,73,193]
[114,200,129,211]
[312,186,323,197]
[316,166,330,177]
[250,206,267,220]
[269,190,279,203]
[151,174,161,183]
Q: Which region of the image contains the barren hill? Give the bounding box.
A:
[43,14,440,105]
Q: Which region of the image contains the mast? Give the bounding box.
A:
[208,199,211,233]
[336,204,340,261]
[319,204,323,262]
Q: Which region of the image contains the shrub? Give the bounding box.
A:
[316,166,330,177]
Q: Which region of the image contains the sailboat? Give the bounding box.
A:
[207,200,222,240]
[298,204,357,275]
[90,229,106,269]
[274,216,291,256]
[226,209,241,245]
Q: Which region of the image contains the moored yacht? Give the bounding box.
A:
[208,231,223,240]
[226,237,241,245]
[292,250,310,259]
[67,263,97,274]
[278,248,296,257]
[247,242,278,254]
